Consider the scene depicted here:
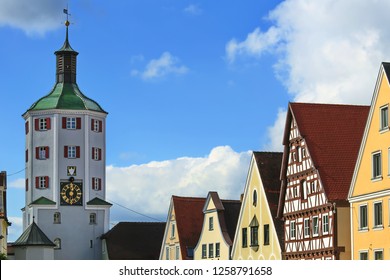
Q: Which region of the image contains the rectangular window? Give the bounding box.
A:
[92,178,102,191]
[374,202,383,228]
[175,246,180,260]
[359,251,368,260]
[91,119,102,132]
[171,224,175,238]
[359,204,368,230]
[209,217,214,231]
[242,228,247,248]
[215,243,220,257]
[35,118,51,131]
[380,105,388,130]
[290,221,296,239]
[322,214,329,234]
[92,147,102,161]
[35,176,49,189]
[263,224,270,245]
[166,247,170,260]
[89,213,96,224]
[304,218,310,237]
[63,117,81,129]
[36,146,49,160]
[374,250,383,260]
[312,216,319,236]
[250,226,259,246]
[54,212,61,224]
[64,146,80,159]
[201,244,207,259]
[372,152,382,179]
[208,243,214,258]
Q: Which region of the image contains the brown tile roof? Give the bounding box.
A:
[253,152,284,247]
[220,199,241,245]
[101,222,165,260]
[172,196,206,260]
[286,103,369,202]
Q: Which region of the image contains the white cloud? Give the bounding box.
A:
[0,0,66,36]
[106,146,251,220]
[132,52,188,80]
[225,0,390,151]
[184,4,203,16]
[8,178,25,189]
[263,108,287,152]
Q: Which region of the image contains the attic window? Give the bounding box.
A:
[249,215,259,247]
[380,105,388,131]
[253,190,257,207]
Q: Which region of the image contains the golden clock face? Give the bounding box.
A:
[60,182,82,205]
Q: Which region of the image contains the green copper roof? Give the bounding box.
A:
[55,24,78,54]
[29,196,56,206]
[87,197,112,206]
[13,221,55,247]
[26,83,106,113]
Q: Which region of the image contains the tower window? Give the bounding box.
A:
[54,238,61,249]
[35,176,49,189]
[35,118,51,131]
[54,212,61,224]
[92,177,102,191]
[36,146,49,160]
[89,213,97,224]
[92,147,102,161]
[91,119,102,132]
[64,146,80,159]
[62,117,81,129]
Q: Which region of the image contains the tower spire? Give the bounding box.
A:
[54,8,78,83]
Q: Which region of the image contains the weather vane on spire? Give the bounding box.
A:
[63,6,71,26]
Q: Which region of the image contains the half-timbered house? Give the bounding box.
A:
[277,102,369,260]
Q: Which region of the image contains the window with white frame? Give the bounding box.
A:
[36,176,49,189]
[92,119,102,132]
[37,146,49,160]
[322,214,329,234]
[312,216,319,236]
[250,225,259,246]
[372,151,382,179]
[92,147,102,161]
[201,244,207,259]
[380,105,388,131]
[92,177,101,191]
[68,146,76,159]
[359,204,368,230]
[359,251,368,260]
[171,223,175,238]
[166,247,170,260]
[39,118,48,130]
[208,243,214,258]
[373,202,383,228]
[263,224,270,245]
[175,246,180,260]
[374,249,383,260]
[290,220,296,239]
[253,189,257,206]
[215,242,220,257]
[67,117,77,129]
[209,217,214,231]
[304,218,310,237]
[242,228,247,248]
[301,180,307,200]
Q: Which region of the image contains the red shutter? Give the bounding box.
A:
[35,119,39,131]
[76,146,80,158]
[98,178,102,190]
[62,117,67,129]
[26,149,29,162]
[26,179,28,192]
[64,146,68,158]
[99,121,102,132]
[45,176,49,188]
[46,118,51,130]
[35,177,39,188]
[98,148,102,161]
[91,119,94,130]
[45,146,49,159]
[25,121,29,134]
[76,118,81,129]
[36,147,39,159]
[92,147,95,159]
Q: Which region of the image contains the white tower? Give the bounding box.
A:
[19,20,111,259]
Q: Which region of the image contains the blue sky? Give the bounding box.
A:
[1,0,390,242]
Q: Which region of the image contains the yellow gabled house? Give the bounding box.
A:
[193,192,241,260]
[231,152,283,260]
[348,62,390,260]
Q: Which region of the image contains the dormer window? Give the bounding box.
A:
[252,190,257,207]
[209,217,214,231]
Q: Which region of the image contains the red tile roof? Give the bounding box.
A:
[172,196,206,260]
[288,103,369,202]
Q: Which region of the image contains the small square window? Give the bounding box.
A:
[374,250,383,260]
[359,251,368,260]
